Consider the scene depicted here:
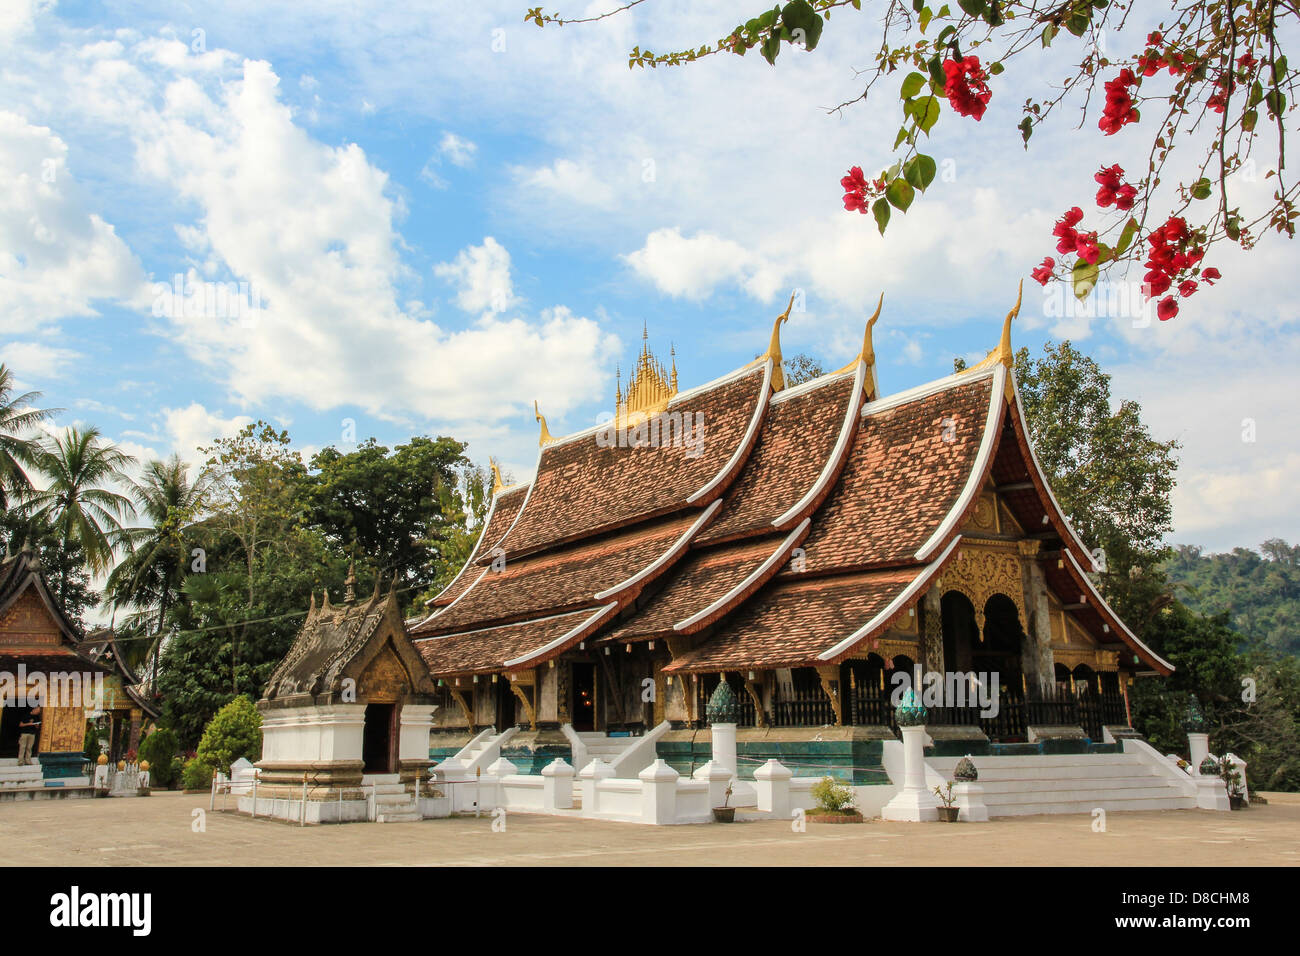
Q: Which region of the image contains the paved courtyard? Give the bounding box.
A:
[1,790,1296,867]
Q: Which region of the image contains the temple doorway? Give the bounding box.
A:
[361,703,397,774]
[0,704,35,759]
[571,663,595,731]
[495,676,517,730]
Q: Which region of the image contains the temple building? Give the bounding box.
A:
[0,549,108,792]
[409,289,1171,785]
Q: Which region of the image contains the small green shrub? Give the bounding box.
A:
[810,775,856,813]
[194,696,262,777]
[181,757,213,791]
[82,724,102,762]
[138,728,180,789]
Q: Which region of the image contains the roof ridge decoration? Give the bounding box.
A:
[747,292,794,392]
[968,280,1022,400]
[490,457,505,496]
[615,327,677,426]
[534,400,557,447]
[831,292,883,400]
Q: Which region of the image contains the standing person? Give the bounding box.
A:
[17,698,42,766]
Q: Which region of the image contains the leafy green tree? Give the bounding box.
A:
[0,364,56,509]
[1011,340,1180,633]
[181,696,262,786]
[783,353,825,386]
[158,522,350,747]
[107,455,211,680]
[301,435,471,593]
[138,727,180,789]
[23,426,135,580]
[198,422,308,694]
[1166,540,1300,656]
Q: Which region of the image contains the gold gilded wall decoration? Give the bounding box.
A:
[938,545,1027,638]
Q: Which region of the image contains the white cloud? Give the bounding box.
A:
[517,158,616,210]
[434,236,517,314]
[0,340,82,380]
[438,131,476,167]
[162,402,254,465]
[623,227,781,302]
[0,111,148,333]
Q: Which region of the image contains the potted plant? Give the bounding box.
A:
[806,776,863,823]
[934,781,960,822]
[713,783,735,823]
[1220,761,1247,810]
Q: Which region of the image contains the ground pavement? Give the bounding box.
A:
[1,790,1296,867]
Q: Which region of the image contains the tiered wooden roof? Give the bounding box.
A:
[412,293,1172,679]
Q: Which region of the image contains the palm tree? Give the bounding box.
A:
[106,456,210,681]
[24,427,136,582]
[0,364,58,511]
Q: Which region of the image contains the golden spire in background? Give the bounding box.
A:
[615,327,677,425]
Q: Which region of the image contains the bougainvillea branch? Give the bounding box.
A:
[526,0,1298,320]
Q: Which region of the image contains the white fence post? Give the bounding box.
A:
[754,759,793,816]
[639,759,679,825]
[541,759,575,810]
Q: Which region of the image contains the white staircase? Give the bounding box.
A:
[0,758,43,790]
[574,732,639,764]
[362,774,421,823]
[926,753,1197,816]
[438,726,517,775]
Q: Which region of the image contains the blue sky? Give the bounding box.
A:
[2,1,1298,555]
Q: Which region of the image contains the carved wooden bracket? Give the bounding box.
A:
[510,681,537,730]
[743,678,768,728]
[814,664,842,726]
[449,688,474,732]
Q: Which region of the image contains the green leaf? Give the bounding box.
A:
[872,197,891,234]
[1018,116,1033,144]
[914,95,941,134]
[780,1,823,50]
[1191,178,1212,200]
[1243,108,1258,133]
[989,61,1004,76]
[957,0,985,16]
[900,71,927,99]
[1041,24,1057,48]
[761,33,781,65]
[928,55,947,89]
[1249,80,1264,107]
[1115,217,1140,256]
[886,178,915,212]
[894,126,910,149]
[1072,258,1099,300]
[1065,12,1090,37]
[1266,89,1286,116]
[920,7,933,32]
[905,153,938,191]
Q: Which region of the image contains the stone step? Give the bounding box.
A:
[934,764,1154,782]
[928,754,1140,770]
[971,775,1183,795]
[978,784,1186,805]
[988,795,1196,816]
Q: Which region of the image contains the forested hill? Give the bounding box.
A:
[1165,540,1300,657]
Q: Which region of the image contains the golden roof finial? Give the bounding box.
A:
[750,292,795,391]
[615,328,677,425]
[534,400,556,446]
[670,344,677,391]
[971,279,1022,374]
[489,457,505,495]
[832,293,884,397]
